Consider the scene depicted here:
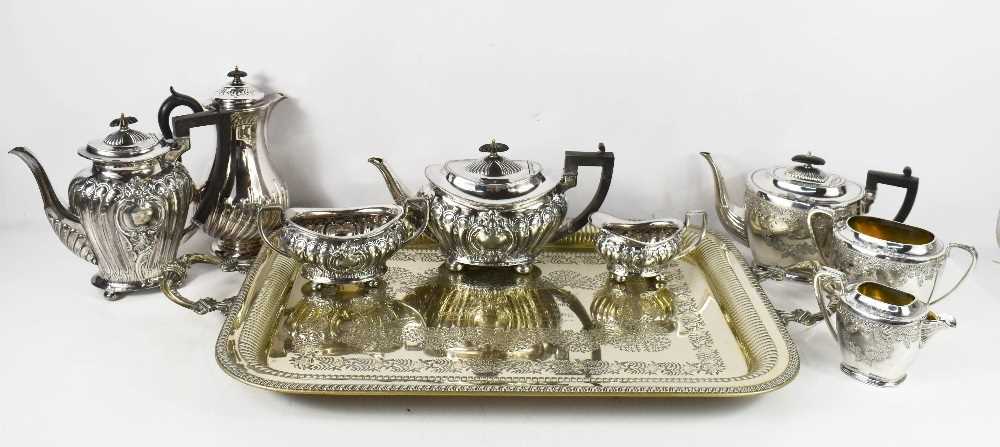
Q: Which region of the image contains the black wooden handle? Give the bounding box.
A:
[554,142,615,240]
[865,167,919,222]
[157,87,205,139]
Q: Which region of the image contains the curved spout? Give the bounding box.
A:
[920,311,957,347]
[368,157,413,205]
[9,147,97,265]
[699,152,747,244]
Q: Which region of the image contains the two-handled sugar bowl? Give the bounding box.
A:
[813,268,957,387]
[590,211,707,282]
[808,211,977,304]
[257,198,429,285]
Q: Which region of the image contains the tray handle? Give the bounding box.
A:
[160,253,236,315]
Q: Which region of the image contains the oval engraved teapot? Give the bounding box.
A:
[10,115,194,300]
[158,67,288,267]
[370,140,614,273]
[700,152,919,282]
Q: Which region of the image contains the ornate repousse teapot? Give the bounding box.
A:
[370,141,614,273]
[700,152,919,282]
[10,115,194,300]
[158,67,288,267]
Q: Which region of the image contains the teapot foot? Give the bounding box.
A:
[515,264,533,274]
[447,261,464,272]
[91,274,160,301]
[840,363,906,388]
[212,239,261,267]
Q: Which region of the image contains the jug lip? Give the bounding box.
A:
[846,281,927,324]
[839,215,942,259]
[282,205,406,242]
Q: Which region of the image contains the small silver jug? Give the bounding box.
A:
[813,268,957,387]
[10,115,194,300]
[158,67,288,267]
[809,212,977,304]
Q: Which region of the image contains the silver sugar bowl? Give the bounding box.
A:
[701,152,918,282]
[813,268,956,387]
[809,212,977,304]
[370,140,614,273]
[10,115,194,300]
[590,211,706,282]
[158,67,289,266]
[258,198,429,285]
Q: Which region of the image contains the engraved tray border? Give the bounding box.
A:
[214,230,800,397]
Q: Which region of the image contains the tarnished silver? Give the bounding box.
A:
[369,141,614,273]
[809,211,977,304]
[10,115,194,300]
[813,268,957,387]
[590,211,707,282]
[159,67,289,266]
[257,198,429,285]
[700,151,918,282]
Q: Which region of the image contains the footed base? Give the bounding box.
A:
[91,275,161,301]
[212,239,262,271]
[841,363,906,388]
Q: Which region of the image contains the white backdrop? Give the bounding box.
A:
[1,1,998,446]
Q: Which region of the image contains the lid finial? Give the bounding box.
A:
[227,66,247,85]
[109,113,138,130]
[479,139,510,158]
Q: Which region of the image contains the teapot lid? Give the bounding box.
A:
[81,114,167,162]
[438,141,548,199]
[212,67,265,109]
[750,153,863,205]
[844,282,927,324]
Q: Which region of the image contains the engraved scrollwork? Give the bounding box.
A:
[839,308,920,366]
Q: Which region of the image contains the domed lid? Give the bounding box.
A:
[81,114,167,162]
[844,282,927,324]
[212,66,265,109]
[749,153,863,205]
[438,140,548,199]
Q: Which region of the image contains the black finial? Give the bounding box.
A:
[109,113,138,129]
[598,142,606,152]
[792,152,825,167]
[227,66,247,85]
[478,139,509,156]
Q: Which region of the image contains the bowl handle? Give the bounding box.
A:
[256,206,294,258]
[927,243,978,305]
[159,253,235,315]
[554,143,615,241]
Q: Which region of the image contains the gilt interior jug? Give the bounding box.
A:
[10,115,194,300]
[700,151,919,282]
[158,67,288,267]
[813,268,957,387]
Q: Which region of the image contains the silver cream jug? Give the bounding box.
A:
[10,115,194,300]
[158,67,288,267]
[813,268,956,387]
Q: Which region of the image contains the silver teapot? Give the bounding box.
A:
[370,141,614,273]
[700,152,919,281]
[10,115,194,300]
[158,67,288,267]
[813,268,956,387]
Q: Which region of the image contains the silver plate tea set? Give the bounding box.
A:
[8,66,980,389]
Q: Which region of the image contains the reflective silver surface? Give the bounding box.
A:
[212,230,799,396]
[259,199,429,285]
[10,116,194,300]
[700,152,916,282]
[163,68,289,265]
[590,211,707,282]
[810,212,977,304]
[813,268,956,387]
[368,142,613,273]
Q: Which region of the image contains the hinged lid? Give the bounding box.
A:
[439,141,548,199]
[213,66,265,109]
[749,152,863,205]
[845,282,927,324]
[80,114,167,162]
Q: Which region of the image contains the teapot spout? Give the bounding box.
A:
[920,311,957,347]
[9,147,97,265]
[368,157,414,206]
[699,152,747,244]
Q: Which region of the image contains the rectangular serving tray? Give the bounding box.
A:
[214,230,799,397]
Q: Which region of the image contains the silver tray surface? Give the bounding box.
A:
[215,230,799,397]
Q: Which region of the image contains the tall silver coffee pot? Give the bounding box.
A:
[158,67,288,267]
[10,115,195,300]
